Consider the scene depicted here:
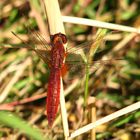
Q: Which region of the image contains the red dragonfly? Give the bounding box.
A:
[12,29,110,126]
[46,33,67,126]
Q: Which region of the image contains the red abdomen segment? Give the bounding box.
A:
[47,68,60,126]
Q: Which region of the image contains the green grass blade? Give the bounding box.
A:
[0,111,46,140]
[84,64,90,107]
[84,29,108,107]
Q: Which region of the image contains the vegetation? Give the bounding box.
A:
[0,0,140,140]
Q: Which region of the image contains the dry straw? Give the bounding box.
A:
[0,58,31,103]
[69,101,140,139]
[62,16,140,34]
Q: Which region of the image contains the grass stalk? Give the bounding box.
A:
[84,64,90,107]
[69,101,140,139]
[62,16,140,34]
[90,98,96,140]
[84,29,107,107]
[0,58,31,103]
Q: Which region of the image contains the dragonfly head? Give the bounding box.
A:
[51,33,67,45]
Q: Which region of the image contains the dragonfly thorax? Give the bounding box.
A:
[50,33,67,69]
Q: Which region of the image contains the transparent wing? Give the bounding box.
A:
[66,29,107,64]
[64,58,122,80]
[12,25,51,65]
[64,29,123,80]
[23,25,52,63]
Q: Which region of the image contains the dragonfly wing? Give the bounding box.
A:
[64,58,122,81]
[66,29,108,69]
[12,25,52,65]
[66,29,107,57]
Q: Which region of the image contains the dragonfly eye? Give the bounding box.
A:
[51,33,67,44]
[59,33,67,44]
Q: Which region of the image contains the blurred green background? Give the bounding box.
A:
[0,0,140,140]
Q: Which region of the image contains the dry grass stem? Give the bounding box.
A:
[0,63,21,83]
[69,101,140,139]
[60,78,69,139]
[88,97,96,140]
[29,1,49,40]
[44,0,65,35]
[112,33,137,52]
[91,107,96,140]
[64,79,79,96]
[62,16,140,34]
[0,58,31,103]
[104,33,123,41]
[0,93,46,111]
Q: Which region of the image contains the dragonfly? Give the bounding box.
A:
[12,28,115,127]
[46,33,67,127]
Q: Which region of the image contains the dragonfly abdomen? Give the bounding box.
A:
[47,68,61,126]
